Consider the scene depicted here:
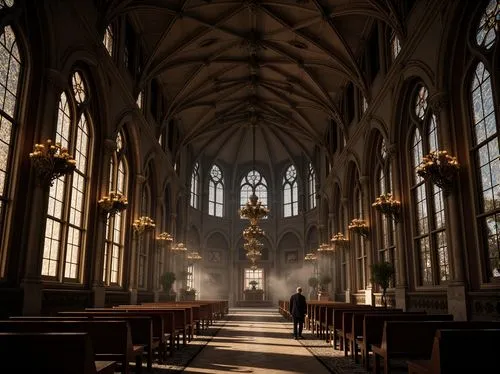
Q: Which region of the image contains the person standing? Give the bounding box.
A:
[289,286,307,339]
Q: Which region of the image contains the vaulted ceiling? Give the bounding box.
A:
[103,0,405,167]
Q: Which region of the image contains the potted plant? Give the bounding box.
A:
[180,288,196,300]
[249,280,259,290]
[159,271,176,294]
[370,261,395,308]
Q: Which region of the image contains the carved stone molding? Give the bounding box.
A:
[407,292,448,312]
[429,91,449,114]
[45,68,67,92]
[103,138,117,154]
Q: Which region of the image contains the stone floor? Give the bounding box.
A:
[148,307,406,374]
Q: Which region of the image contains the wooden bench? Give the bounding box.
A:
[407,328,500,374]
[371,321,500,374]
[357,313,454,371]
[13,314,159,370]
[0,332,116,374]
[340,309,404,357]
[81,308,176,359]
[0,320,144,374]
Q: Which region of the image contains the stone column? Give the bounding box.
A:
[341,197,351,303]
[129,174,146,305]
[388,142,408,310]
[22,68,67,315]
[430,92,467,320]
[360,176,373,305]
[91,138,116,308]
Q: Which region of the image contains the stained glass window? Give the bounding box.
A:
[470,62,500,279]
[391,33,401,60]
[103,131,128,286]
[240,170,268,219]
[0,23,21,277]
[476,0,499,49]
[42,72,92,281]
[190,162,199,209]
[208,164,224,217]
[410,85,449,286]
[283,165,298,217]
[103,25,113,56]
[308,163,316,210]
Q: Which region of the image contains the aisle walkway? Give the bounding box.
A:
[182,307,333,374]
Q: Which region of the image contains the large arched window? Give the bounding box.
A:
[190,162,199,209]
[283,164,298,217]
[374,137,397,284]
[409,85,449,286]
[208,164,224,217]
[469,0,500,280]
[103,131,128,286]
[308,163,317,210]
[240,170,268,218]
[0,13,23,277]
[351,170,367,291]
[42,71,93,281]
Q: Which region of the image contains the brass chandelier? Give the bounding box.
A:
[240,121,269,269]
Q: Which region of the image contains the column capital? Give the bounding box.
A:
[104,138,117,154]
[429,91,449,114]
[45,68,67,92]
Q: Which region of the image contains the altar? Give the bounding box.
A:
[244,289,264,301]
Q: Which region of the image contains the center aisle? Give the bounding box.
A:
[183,307,333,374]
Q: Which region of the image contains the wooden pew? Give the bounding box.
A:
[407,328,500,374]
[357,313,454,371]
[0,320,143,374]
[0,332,116,374]
[340,309,403,357]
[53,312,159,370]
[114,305,192,347]
[330,305,376,348]
[82,308,176,359]
[371,321,500,374]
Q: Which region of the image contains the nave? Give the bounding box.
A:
[163,308,368,374]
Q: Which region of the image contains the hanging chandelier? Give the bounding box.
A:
[331,232,349,249]
[170,242,188,254]
[317,242,335,256]
[304,252,317,262]
[243,224,265,241]
[187,250,202,263]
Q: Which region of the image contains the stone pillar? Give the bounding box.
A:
[341,197,351,302]
[91,138,116,308]
[22,68,67,315]
[388,142,408,310]
[129,174,146,305]
[360,176,373,305]
[430,92,467,320]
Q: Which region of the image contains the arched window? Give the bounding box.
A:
[208,164,224,217]
[409,85,449,286]
[283,164,298,217]
[470,0,500,280]
[374,138,397,283]
[390,33,401,60]
[240,170,268,218]
[308,163,317,210]
[103,25,114,56]
[0,17,23,277]
[190,162,199,209]
[102,131,128,286]
[42,71,93,281]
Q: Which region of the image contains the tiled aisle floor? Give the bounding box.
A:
[182,308,334,374]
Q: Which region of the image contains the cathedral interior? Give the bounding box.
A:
[0,0,498,322]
